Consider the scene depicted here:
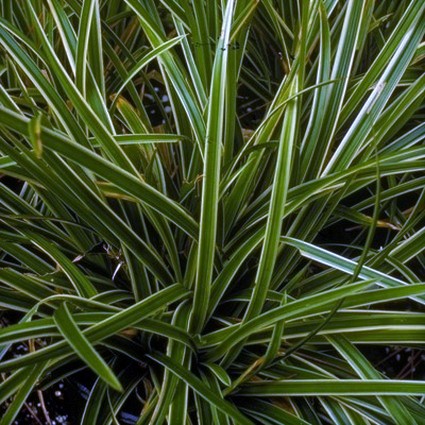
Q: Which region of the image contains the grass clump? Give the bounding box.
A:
[0,0,425,423]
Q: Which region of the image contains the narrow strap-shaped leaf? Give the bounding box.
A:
[0,283,190,372]
[243,76,298,321]
[237,379,425,396]
[0,367,35,404]
[263,292,286,366]
[241,400,310,425]
[151,301,192,424]
[205,280,371,361]
[0,20,89,147]
[75,0,97,95]
[0,240,53,275]
[329,335,417,424]
[124,0,206,147]
[0,362,46,425]
[147,352,254,425]
[0,106,198,239]
[208,230,263,318]
[0,313,196,351]
[93,134,187,146]
[283,236,425,305]
[314,0,365,175]
[111,35,186,107]
[54,302,123,391]
[24,231,97,297]
[323,10,425,174]
[81,376,108,425]
[203,362,232,387]
[340,0,425,124]
[12,2,135,170]
[191,0,236,333]
[0,268,56,300]
[45,0,77,72]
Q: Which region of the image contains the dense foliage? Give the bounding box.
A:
[0,0,424,423]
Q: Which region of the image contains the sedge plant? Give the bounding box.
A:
[0,0,425,424]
